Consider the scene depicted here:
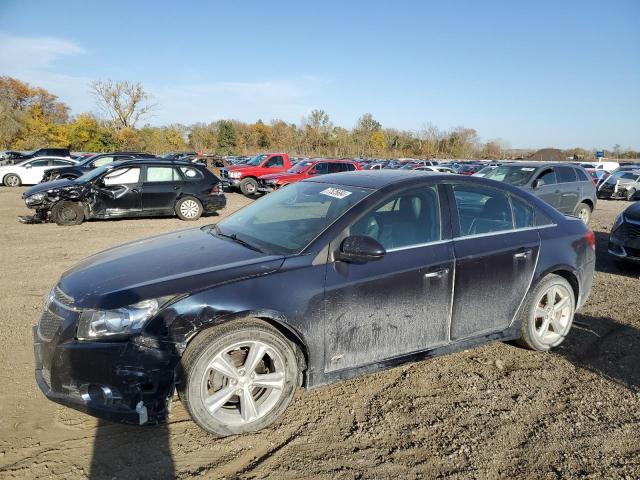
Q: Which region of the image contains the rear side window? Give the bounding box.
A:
[146,166,179,182]
[557,166,577,183]
[314,163,329,174]
[344,163,356,171]
[328,162,344,174]
[511,196,535,228]
[453,185,513,235]
[575,168,589,182]
[179,167,204,180]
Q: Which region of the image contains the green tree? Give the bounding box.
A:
[217,120,237,153]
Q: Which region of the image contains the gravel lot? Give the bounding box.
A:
[0,187,638,480]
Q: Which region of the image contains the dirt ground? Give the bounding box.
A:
[0,187,638,480]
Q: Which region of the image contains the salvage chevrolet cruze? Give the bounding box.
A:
[34,171,595,436]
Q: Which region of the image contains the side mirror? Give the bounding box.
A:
[532,179,540,189]
[337,235,385,263]
[308,168,317,175]
[25,164,32,169]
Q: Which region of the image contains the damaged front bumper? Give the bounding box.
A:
[33,321,179,425]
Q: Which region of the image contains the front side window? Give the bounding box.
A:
[484,165,537,186]
[146,166,178,182]
[536,169,557,186]
[265,156,284,167]
[50,159,73,166]
[453,185,513,235]
[29,159,50,167]
[313,163,329,175]
[350,186,441,250]
[103,167,140,185]
[217,182,370,254]
[93,156,114,167]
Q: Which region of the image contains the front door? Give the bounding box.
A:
[92,166,142,216]
[23,159,52,184]
[448,184,540,340]
[323,185,454,373]
[533,168,561,209]
[141,165,182,212]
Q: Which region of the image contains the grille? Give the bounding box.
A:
[619,222,640,239]
[53,286,75,308]
[38,310,64,341]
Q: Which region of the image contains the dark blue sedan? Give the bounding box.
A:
[34,170,595,435]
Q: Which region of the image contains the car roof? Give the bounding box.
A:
[110,158,197,167]
[304,169,448,189]
[500,162,584,168]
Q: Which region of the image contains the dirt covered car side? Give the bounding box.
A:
[21,159,226,225]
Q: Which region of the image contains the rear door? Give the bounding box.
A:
[323,184,454,372]
[141,165,183,212]
[448,183,540,340]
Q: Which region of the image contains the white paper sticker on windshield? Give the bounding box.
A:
[521,167,535,171]
[320,187,352,199]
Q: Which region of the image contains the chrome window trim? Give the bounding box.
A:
[385,238,452,253]
[454,223,557,241]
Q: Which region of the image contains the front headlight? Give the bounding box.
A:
[612,213,624,231]
[25,192,46,205]
[228,171,241,178]
[77,297,171,340]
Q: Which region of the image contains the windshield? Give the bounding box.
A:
[484,165,537,186]
[216,181,370,255]
[245,154,268,166]
[76,165,111,182]
[287,161,314,173]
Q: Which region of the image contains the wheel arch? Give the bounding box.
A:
[536,266,580,307]
[180,310,309,385]
[579,198,594,211]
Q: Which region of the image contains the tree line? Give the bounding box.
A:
[1,76,637,160]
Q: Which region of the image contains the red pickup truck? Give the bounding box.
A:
[258,159,361,193]
[221,153,291,195]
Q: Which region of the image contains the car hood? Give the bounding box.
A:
[58,226,285,310]
[23,179,78,196]
[624,201,640,221]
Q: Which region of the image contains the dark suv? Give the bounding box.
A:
[484,163,597,223]
[41,152,155,182]
[22,159,225,225]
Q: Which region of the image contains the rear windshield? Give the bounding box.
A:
[484,165,537,186]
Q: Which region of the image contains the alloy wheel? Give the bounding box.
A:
[532,284,573,346]
[200,340,286,426]
[180,199,200,219]
[577,206,590,222]
[5,175,20,187]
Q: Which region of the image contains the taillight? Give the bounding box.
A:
[210,185,221,195]
[585,230,596,251]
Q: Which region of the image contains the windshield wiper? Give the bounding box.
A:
[212,225,264,253]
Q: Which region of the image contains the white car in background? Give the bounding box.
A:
[0,156,78,187]
[415,165,457,173]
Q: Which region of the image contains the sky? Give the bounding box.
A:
[0,0,638,150]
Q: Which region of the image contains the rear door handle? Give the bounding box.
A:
[514,249,532,259]
[424,268,449,279]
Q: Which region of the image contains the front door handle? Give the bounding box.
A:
[173,186,181,190]
[131,188,140,194]
[514,249,532,259]
[424,268,449,279]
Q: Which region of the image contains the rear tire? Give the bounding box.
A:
[51,201,84,226]
[516,274,575,352]
[240,178,258,196]
[574,202,591,224]
[3,174,21,187]
[175,196,203,221]
[178,319,300,436]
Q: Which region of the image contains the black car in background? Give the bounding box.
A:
[32,171,595,435]
[608,201,640,263]
[483,163,597,223]
[22,159,225,225]
[41,152,155,182]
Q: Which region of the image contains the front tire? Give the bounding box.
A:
[240,178,258,196]
[517,274,575,351]
[574,202,591,224]
[3,174,21,187]
[178,320,300,436]
[51,201,84,226]
[175,196,203,221]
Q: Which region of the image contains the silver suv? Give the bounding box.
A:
[483,162,597,223]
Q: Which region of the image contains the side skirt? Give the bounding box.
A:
[306,323,521,389]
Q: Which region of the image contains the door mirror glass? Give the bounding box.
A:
[338,235,385,262]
